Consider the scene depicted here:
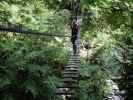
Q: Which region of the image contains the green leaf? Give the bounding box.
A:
[24,80,38,98]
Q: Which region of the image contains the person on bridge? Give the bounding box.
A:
[71,19,79,54]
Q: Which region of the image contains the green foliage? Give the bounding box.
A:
[0,0,133,99]
[76,60,109,100]
[115,32,133,100]
[0,0,70,35]
[0,33,69,100]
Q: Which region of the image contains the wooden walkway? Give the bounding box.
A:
[55,54,80,100]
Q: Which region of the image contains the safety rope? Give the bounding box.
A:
[0,24,70,37]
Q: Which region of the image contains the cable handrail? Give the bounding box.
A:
[0,25,71,37]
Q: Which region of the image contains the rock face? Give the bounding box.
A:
[105,80,124,100]
[113,96,124,100]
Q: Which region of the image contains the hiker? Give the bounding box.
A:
[71,19,79,54]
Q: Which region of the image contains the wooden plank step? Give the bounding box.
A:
[65,66,78,68]
[66,96,76,100]
[69,58,79,60]
[68,60,80,62]
[68,58,80,61]
[64,70,79,73]
[69,57,80,59]
[55,91,74,95]
[67,63,80,66]
[65,67,78,70]
[68,61,79,63]
[65,69,79,71]
[61,78,78,83]
[62,77,78,81]
[68,61,80,63]
[63,74,79,78]
[57,83,78,88]
[69,59,80,61]
[69,59,80,62]
[55,89,74,95]
[70,56,79,58]
[67,65,79,67]
[61,81,77,84]
[67,63,78,66]
[64,70,78,73]
[70,54,79,56]
[62,76,79,79]
[68,62,80,64]
[63,73,79,76]
[63,71,79,74]
[63,70,79,72]
[72,55,80,56]
[57,84,77,88]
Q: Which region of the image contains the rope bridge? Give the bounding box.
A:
[55,0,81,99]
[0,0,81,100]
[0,24,80,100]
